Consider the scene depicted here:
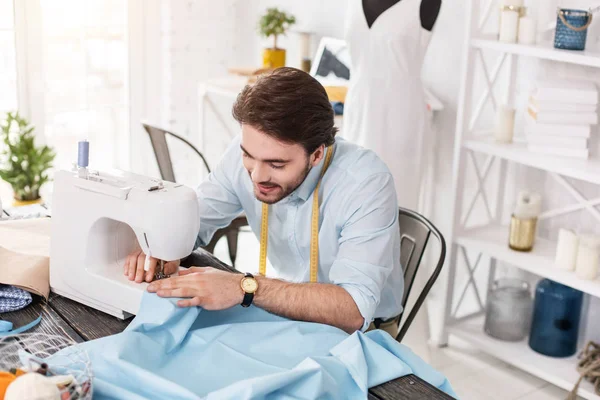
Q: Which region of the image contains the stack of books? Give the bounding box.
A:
[526,79,598,159]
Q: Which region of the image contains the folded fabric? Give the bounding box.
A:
[51,292,456,399]
[0,284,32,313]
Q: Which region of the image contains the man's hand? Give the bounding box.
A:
[147,267,243,309]
[124,249,180,283]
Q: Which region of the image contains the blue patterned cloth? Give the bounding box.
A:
[0,284,32,313]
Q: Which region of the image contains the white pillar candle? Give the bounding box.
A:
[503,0,524,6]
[555,229,579,271]
[575,235,600,280]
[518,16,537,45]
[494,106,515,143]
[499,10,519,43]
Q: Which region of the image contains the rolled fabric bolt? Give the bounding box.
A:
[495,106,515,143]
[575,235,600,280]
[518,16,536,45]
[499,10,519,43]
[555,229,579,271]
[514,191,542,219]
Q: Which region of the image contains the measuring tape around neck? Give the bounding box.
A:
[259,146,334,283]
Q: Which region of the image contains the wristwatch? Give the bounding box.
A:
[240,272,258,307]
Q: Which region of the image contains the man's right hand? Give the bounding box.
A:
[124,250,181,283]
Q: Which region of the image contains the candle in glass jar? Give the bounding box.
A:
[500,10,519,43]
[518,16,536,45]
[575,235,600,280]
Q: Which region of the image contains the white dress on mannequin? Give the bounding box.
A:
[343,0,438,210]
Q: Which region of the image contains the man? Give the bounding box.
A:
[124,67,403,336]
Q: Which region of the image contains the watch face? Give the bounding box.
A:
[241,277,258,293]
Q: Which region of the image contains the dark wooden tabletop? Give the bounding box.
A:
[0,293,453,399]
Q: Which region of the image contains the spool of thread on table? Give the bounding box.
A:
[77,140,89,179]
[78,141,89,167]
[555,229,579,271]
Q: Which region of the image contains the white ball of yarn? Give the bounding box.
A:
[4,372,61,400]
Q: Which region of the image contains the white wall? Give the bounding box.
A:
[233,0,348,69]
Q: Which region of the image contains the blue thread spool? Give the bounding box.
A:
[554,8,593,51]
[78,140,89,168]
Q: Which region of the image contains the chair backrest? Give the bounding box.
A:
[142,122,211,183]
[396,207,446,342]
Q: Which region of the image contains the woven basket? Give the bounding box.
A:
[554,8,593,51]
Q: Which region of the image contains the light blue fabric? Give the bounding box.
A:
[51,293,456,399]
[195,136,403,330]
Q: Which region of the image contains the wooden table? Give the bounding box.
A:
[0,293,453,399]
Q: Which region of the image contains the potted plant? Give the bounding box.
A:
[258,7,296,69]
[0,111,55,206]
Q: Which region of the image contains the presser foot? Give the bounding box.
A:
[153,260,169,280]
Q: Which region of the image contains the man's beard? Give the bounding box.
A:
[252,162,312,204]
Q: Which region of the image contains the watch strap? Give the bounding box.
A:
[241,272,255,308]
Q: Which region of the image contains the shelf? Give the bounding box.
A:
[471,36,600,68]
[463,137,600,185]
[449,316,599,399]
[456,225,600,298]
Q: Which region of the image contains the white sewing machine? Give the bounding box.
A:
[49,168,200,319]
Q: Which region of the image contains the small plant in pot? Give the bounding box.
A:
[0,111,55,206]
[258,7,296,69]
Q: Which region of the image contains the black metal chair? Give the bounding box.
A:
[142,122,248,266]
[395,207,446,342]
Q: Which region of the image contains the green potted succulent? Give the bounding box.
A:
[258,7,296,69]
[0,111,55,206]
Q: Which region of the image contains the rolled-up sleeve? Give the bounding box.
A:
[328,172,399,331]
[194,137,244,249]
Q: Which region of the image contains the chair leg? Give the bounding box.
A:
[225,228,239,267]
[203,229,226,255]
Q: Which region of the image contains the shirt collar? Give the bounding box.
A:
[291,144,335,203]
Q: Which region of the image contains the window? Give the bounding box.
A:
[37,0,129,171]
[0,0,18,115]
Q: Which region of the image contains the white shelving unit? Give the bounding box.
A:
[441,2,600,399]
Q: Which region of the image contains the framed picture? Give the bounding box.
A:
[310,37,351,88]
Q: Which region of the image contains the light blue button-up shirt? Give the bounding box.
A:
[195,135,403,331]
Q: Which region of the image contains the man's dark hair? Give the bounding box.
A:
[232,67,338,154]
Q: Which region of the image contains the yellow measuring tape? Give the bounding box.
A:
[259,146,334,283]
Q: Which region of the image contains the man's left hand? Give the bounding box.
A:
[147,267,244,309]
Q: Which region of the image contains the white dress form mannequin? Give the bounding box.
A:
[343,0,440,210]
